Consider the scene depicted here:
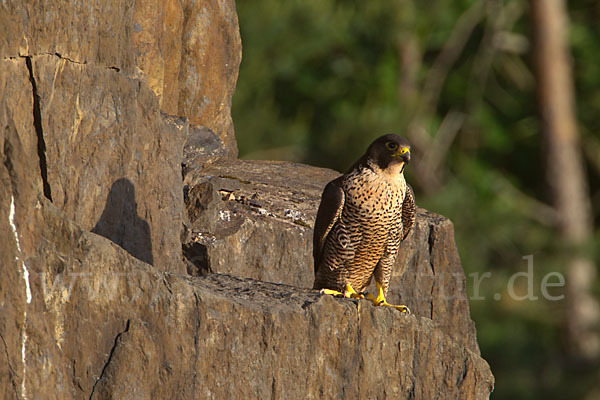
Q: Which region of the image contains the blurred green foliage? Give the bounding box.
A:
[233,0,600,398]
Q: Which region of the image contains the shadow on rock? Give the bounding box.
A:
[92,178,154,265]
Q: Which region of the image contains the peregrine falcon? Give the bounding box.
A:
[313,134,416,313]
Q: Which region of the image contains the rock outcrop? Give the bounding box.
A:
[0,1,493,399]
[183,158,480,354]
[1,198,492,399]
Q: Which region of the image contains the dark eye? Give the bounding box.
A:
[385,142,398,151]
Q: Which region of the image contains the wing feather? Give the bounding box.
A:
[401,184,416,241]
[313,177,345,275]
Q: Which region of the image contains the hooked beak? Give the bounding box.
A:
[394,147,410,163]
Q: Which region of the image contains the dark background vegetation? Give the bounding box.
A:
[232,0,600,398]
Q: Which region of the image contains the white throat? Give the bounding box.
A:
[385,161,406,177]
[368,160,406,186]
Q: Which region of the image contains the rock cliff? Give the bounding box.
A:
[0,1,493,399]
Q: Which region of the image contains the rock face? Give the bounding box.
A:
[1,0,240,156]
[0,1,493,399]
[1,0,241,269]
[183,159,339,286]
[131,0,241,155]
[1,199,492,399]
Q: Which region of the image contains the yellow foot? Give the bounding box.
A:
[378,301,410,313]
[319,283,364,299]
[364,283,410,314]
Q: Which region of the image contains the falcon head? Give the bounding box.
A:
[366,134,411,173]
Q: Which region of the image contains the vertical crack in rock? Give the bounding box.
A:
[427,224,436,274]
[428,224,436,318]
[72,358,84,392]
[89,320,130,400]
[458,355,469,387]
[3,140,14,184]
[24,56,53,201]
[191,293,201,394]
[0,333,19,399]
